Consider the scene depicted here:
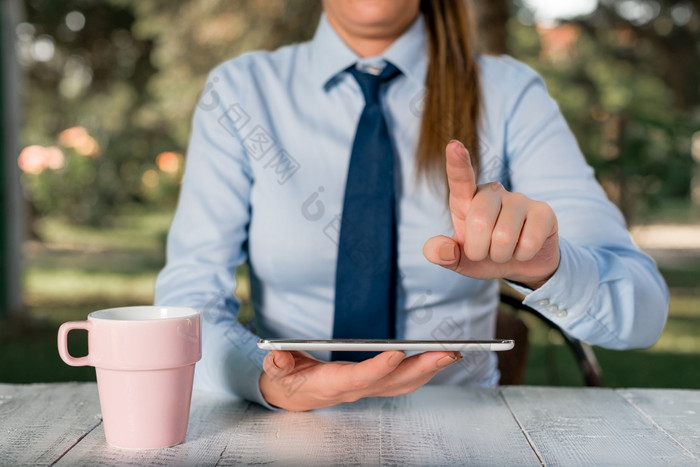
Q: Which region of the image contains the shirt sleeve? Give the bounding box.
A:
[501,60,669,349]
[153,68,276,409]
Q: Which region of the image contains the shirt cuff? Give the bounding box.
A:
[505,237,599,329]
[195,317,280,411]
[226,347,280,411]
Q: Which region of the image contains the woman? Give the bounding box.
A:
[155,0,668,411]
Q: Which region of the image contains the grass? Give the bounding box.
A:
[1,209,173,383]
[2,208,700,388]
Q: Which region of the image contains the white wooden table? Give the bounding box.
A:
[1,383,699,466]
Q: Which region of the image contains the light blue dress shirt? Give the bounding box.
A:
[154,13,669,406]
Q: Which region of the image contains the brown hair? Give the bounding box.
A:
[418,0,481,181]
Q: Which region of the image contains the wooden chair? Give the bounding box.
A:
[496,292,603,387]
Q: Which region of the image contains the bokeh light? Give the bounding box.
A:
[58,126,100,157]
[155,151,183,174]
[17,145,65,174]
[141,169,160,188]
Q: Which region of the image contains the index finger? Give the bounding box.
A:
[446,140,477,209]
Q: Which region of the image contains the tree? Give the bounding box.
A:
[120,0,322,148]
[18,0,696,225]
[18,0,324,226]
[473,0,510,54]
[509,0,697,221]
[17,0,171,225]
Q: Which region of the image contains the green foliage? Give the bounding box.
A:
[18,0,697,226]
[18,0,322,226]
[120,0,322,147]
[507,4,697,222]
[22,148,109,225]
[8,0,700,388]
[18,0,180,225]
[19,127,182,225]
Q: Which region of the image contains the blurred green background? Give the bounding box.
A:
[1,0,699,388]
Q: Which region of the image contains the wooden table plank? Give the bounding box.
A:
[55,392,251,466]
[0,383,101,465]
[5,383,699,466]
[218,386,541,466]
[58,386,539,466]
[502,386,699,466]
[218,398,383,466]
[374,387,541,466]
[619,389,700,461]
[0,383,23,398]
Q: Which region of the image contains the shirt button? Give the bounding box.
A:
[536,299,550,307]
[545,304,558,313]
[366,64,382,75]
[556,309,569,318]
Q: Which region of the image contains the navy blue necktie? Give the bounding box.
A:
[332,63,401,362]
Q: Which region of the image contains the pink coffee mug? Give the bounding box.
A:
[57,306,201,449]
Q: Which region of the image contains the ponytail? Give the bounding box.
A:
[417,0,481,181]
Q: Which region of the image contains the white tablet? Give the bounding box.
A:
[257,339,514,352]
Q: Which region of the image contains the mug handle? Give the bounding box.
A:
[57,321,92,366]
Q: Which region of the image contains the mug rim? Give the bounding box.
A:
[89,306,200,322]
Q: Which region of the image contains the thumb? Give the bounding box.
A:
[262,350,296,379]
[423,235,461,270]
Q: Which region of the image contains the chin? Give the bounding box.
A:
[327,0,420,35]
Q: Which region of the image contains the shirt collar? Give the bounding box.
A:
[309,12,427,89]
